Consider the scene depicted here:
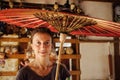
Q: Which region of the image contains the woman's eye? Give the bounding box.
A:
[44,42,50,45]
[35,41,51,46]
[36,42,41,45]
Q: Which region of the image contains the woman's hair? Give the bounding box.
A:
[30,27,54,43]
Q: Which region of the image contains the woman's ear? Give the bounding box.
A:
[26,43,33,52]
[51,45,55,50]
[30,44,34,51]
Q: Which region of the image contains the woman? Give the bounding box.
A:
[16,27,70,80]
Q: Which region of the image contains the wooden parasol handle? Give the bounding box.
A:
[55,33,67,80]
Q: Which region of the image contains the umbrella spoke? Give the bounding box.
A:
[97,25,120,36]
[98,22,120,31]
[85,27,101,34]
[21,20,44,27]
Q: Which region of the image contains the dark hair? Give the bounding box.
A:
[30,27,53,43]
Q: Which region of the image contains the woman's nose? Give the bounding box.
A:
[40,43,46,48]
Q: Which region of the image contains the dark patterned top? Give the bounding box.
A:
[16,63,70,80]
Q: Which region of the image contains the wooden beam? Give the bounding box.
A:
[81,0,120,2]
[0,71,80,76]
[0,71,17,76]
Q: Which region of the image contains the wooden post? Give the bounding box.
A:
[114,37,120,80]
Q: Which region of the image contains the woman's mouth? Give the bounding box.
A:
[38,51,46,54]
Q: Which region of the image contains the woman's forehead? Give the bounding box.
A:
[33,33,52,41]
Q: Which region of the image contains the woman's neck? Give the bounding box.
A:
[34,56,51,70]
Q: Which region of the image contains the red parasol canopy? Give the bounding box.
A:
[0,8,120,37]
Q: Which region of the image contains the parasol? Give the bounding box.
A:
[1,9,120,37]
[0,8,120,80]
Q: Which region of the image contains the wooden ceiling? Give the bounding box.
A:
[1,0,120,3]
[0,0,119,9]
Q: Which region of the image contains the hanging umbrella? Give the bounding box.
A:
[1,8,120,37]
[0,8,120,80]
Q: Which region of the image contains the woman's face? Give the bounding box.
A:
[31,32,52,57]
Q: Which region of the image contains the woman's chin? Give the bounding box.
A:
[39,52,48,56]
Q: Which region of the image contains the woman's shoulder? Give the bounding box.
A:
[53,62,67,68]
[16,66,31,80]
[53,62,70,78]
[20,66,30,70]
[53,62,70,74]
[18,66,31,74]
